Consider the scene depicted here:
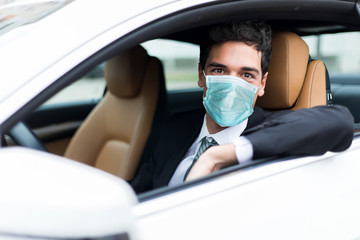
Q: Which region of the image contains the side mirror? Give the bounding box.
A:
[0,147,140,239]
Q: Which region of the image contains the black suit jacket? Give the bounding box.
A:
[131,105,354,193]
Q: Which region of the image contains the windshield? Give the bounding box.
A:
[0,0,74,37]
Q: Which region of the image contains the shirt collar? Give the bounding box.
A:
[197,116,248,145]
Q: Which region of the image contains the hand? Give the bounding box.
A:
[185,143,238,182]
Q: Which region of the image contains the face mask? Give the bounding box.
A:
[203,72,258,127]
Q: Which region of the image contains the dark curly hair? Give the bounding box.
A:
[199,20,272,78]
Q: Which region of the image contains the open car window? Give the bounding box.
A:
[142,39,199,91]
[303,32,360,127]
[303,32,360,75]
[42,64,106,106]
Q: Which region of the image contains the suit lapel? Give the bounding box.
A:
[153,109,204,188]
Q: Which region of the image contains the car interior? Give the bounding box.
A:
[2,1,360,196]
[63,45,167,180]
[34,31,329,183]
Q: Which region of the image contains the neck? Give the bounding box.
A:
[206,113,227,134]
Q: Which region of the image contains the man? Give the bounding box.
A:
[131,21,353,193]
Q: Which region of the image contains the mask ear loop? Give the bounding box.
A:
[202,70,207,98]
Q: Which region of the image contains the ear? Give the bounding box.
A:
[257,72,268,97]
[198,63,205,88]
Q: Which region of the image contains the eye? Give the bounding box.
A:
[243,72,255,79]
[210,68,226,75]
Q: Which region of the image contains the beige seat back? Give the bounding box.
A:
[257,32,326,110]
[64,46,162,180]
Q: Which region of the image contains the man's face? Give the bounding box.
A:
[198,41,268,106]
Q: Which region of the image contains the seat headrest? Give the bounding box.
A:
[256,32,309,109]
[105,45,149,98]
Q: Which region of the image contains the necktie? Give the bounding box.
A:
[183,137,218,181]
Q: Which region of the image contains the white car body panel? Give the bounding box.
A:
[135,139,360,240]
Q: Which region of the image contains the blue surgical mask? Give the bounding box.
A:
[203,72,258,127]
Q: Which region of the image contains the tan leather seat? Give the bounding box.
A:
[64,45,164,180]
[257,32,326,110]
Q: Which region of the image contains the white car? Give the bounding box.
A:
[0,0,360,239]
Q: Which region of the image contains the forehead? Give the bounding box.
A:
[206,41,262,71]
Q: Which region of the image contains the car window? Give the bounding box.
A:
[303,32,360,126]
[43,39,200,105]
[302,32,360,74]
[141,39,199,90]
[43,63,106,105]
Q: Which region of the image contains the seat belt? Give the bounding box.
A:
[325,67,333,105]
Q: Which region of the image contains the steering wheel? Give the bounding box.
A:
[8,122,48,152]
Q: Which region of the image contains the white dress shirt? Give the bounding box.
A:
[168,116,253,186]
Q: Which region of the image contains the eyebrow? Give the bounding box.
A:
[206,62,261,75]
[242,67,261,76]
[206,62,227,69]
